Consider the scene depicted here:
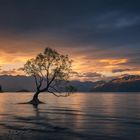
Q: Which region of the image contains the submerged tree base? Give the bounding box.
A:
[18,99,45,108]
[28,92,44,106]
[28,98,44,105]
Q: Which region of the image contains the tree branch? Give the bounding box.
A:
[47,71,56,87]
[48,90,70,97]
[38,76,43,89]
[49,86,61,93]
[33,75,39,90]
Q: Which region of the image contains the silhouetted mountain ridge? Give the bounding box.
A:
[92,75,140,92]
[0,75,94,92]
[0,75,140,92]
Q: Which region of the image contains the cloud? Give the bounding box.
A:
[0,0,140,47]
[99,59,128,65]
[0,68,24,75]
[112,68,131,73]
[71,72,103,81]
[72,72,102,77]
[80,72,102,78]
[0,69,17,75]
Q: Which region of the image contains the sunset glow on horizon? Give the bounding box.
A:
[0,1,140,81]
[0,36,140,81]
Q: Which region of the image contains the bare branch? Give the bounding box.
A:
[49,86,61,93]
[48,90,70,97]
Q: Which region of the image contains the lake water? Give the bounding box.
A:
[0,92,140,140]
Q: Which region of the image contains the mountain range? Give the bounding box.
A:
[0,75,93,92]
[0,75,140,92]
[91,75,140,92]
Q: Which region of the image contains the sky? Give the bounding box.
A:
[0,0,140,81]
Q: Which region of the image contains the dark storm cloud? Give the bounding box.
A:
[0,0,139,49]
[0,0,140,33]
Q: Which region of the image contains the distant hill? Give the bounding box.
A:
[92,75,140,92]
[0,75,94,92]
[0,75,36,92]
[70,80,94,92]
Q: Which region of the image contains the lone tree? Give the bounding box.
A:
[24,48,75,105]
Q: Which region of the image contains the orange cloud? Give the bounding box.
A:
[99,58,128,65]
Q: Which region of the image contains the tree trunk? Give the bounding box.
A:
[29,91,43,105]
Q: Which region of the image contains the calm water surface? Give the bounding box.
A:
[0,92,140,140]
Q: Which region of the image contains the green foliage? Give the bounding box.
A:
[65,85,77,92]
